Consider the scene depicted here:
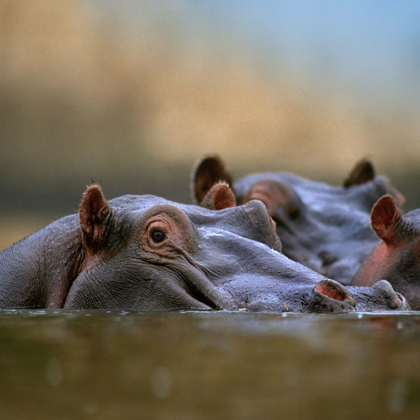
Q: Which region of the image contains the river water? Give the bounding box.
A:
[1,310,419,419]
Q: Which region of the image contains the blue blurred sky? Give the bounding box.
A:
[94,0,420,111]
[205,1,420,99]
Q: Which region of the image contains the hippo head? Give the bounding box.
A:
[65,184,283,310]
[352,195,420,309]
[0,184,409,313]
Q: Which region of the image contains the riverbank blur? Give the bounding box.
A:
[1,1,419,250]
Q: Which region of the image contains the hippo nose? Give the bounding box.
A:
[371,280,410,310]
[240,199,282,252]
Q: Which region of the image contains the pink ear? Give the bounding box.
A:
[371,195,401,244]
[79,185,112,250]
[201,183,236,210]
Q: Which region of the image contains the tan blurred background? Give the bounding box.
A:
[1,0,420,250]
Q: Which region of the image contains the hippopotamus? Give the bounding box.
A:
[352,195,420,310]
[191,155,405,285]
[0,185,409,312]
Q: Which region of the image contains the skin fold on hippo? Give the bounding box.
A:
[0,185,410,312]
[352,195,420,310]
[191,155,405,285]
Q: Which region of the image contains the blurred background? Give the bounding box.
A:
[1,0,420,250]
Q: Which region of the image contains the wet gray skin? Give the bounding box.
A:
[191,155,405,285]
[0,186,410,312]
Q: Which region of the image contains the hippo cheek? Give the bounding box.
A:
[303,279,356,313]
[63,264,216,311]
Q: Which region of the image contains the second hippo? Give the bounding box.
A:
[191,155,405,284]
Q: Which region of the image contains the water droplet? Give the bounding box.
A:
[281,313,288,318]
[83,404,98,415]
[151,366,172,399]
[45,358,62,388]
[357,314,363,319]
[387,379,408,413]
[397,322,403,330]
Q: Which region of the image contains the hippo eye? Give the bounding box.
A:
[151,230,166,244]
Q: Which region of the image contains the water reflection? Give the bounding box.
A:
[1,310,420,419]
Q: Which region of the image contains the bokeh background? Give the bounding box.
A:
[1,0,420,250]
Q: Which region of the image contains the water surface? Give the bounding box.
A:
[1,310,419,419]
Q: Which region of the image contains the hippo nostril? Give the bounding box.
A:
[370,280,409,310]
[314,279,355,306]
[395,292,410,310]
[304,279,356,313]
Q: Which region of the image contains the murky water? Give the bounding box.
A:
[1,310,420,419]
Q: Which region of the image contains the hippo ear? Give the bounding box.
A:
[190,155,232,204]
[243,179,300,220]
[79,185,113,252]
[343,158,375,187]
[371,195,402,244]
[201,182,236,210]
